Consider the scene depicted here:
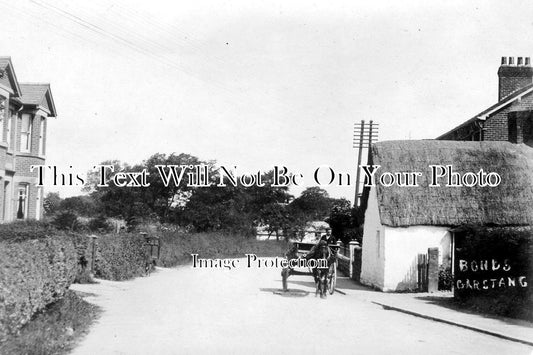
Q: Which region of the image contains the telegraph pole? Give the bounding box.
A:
[353,120,379,207]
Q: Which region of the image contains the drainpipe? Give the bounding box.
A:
[474,120,485,141]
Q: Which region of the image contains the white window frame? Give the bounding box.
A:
[20,113,33,153]
[17,184,29,219]
[35,186,42,220]
[38,117,45,156]
[0,97,5,141]
[7,110,13,149]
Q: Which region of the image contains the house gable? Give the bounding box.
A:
[42,90,56,116]
[0,57,22,97]
[437,84,533,141]
[18,84,57,117]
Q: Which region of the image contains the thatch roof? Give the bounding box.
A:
[371,140,533,227]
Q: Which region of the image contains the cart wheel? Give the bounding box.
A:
[328,262,337,295]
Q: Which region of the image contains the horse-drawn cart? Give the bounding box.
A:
[281,241,339,297]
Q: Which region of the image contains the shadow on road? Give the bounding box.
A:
[335,277,376,292]
[259,288,310,297]
[415,296,533,328]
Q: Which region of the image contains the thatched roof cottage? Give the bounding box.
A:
[360,140,533,291]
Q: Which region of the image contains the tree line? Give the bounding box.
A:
[44,153,363,243]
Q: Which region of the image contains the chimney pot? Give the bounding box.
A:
[509,57,515,65]
[518,57,524,66]
[526,57,531,66]
[501,56,507,65]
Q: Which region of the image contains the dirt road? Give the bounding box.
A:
[70,258,532,355]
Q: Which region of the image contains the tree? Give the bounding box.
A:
[59,195,99,217]
[83,154,213,223]
[180,181,253,234]
[277,187,333,241]
[43,192,62,216]
[142,153,214,221]
[287,187,331,223]
[179,170,292,236]
[289,187,332,220]
[258,203,289,240]
[326,198,352,243]
[84,160,148,219]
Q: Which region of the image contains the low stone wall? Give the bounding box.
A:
[335,241,362,280]
[337,254,351,276]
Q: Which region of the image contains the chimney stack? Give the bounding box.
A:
[498,56,533,101]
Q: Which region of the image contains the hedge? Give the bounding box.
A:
[0,222,152,342]
[93,233,151,281]
[0,235,77,342]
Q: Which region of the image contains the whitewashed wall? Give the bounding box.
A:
[383,226,451,291]
[360,188,385,289]
[360,187,452,291]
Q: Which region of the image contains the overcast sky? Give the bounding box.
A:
[1,0,532,201]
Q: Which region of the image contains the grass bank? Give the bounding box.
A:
[157,231,289,267]
[0,290,100,355]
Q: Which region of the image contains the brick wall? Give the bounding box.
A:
[498,63,533,101]
[8,112,46,221]
[13,155,44,220]
[484,92,533,141]
[499,76,533,101]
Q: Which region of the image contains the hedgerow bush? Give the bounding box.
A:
[52,211,82,231]
[88,215,114,233]
[0,233,77,342]
[0,221,154,343]
[0,220,54,241]
[93,233,151,281]
[438,266,453,291]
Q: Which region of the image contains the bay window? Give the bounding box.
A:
[20,113,32,152]
[7,110,13,148]
[38,117,45,155]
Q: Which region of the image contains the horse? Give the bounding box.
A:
[313,241,333,298]
[280,240,336,298]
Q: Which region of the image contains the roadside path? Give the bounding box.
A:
[70,259,533,354]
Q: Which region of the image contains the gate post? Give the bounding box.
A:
[89,234,98,273]
[348,240,358,278]
[427,247,439,293]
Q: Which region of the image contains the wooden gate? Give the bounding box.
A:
[417,253,428,291]
[417,248,439,292]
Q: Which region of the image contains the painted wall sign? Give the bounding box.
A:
[455,258,528,290]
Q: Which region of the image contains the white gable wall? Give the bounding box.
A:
[360,187,452,291]
[360,187,385,289]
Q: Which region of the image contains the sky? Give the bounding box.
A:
[1,0,533,202]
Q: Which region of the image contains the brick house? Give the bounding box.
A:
[0,57,56,221]
[438,56,533,146]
